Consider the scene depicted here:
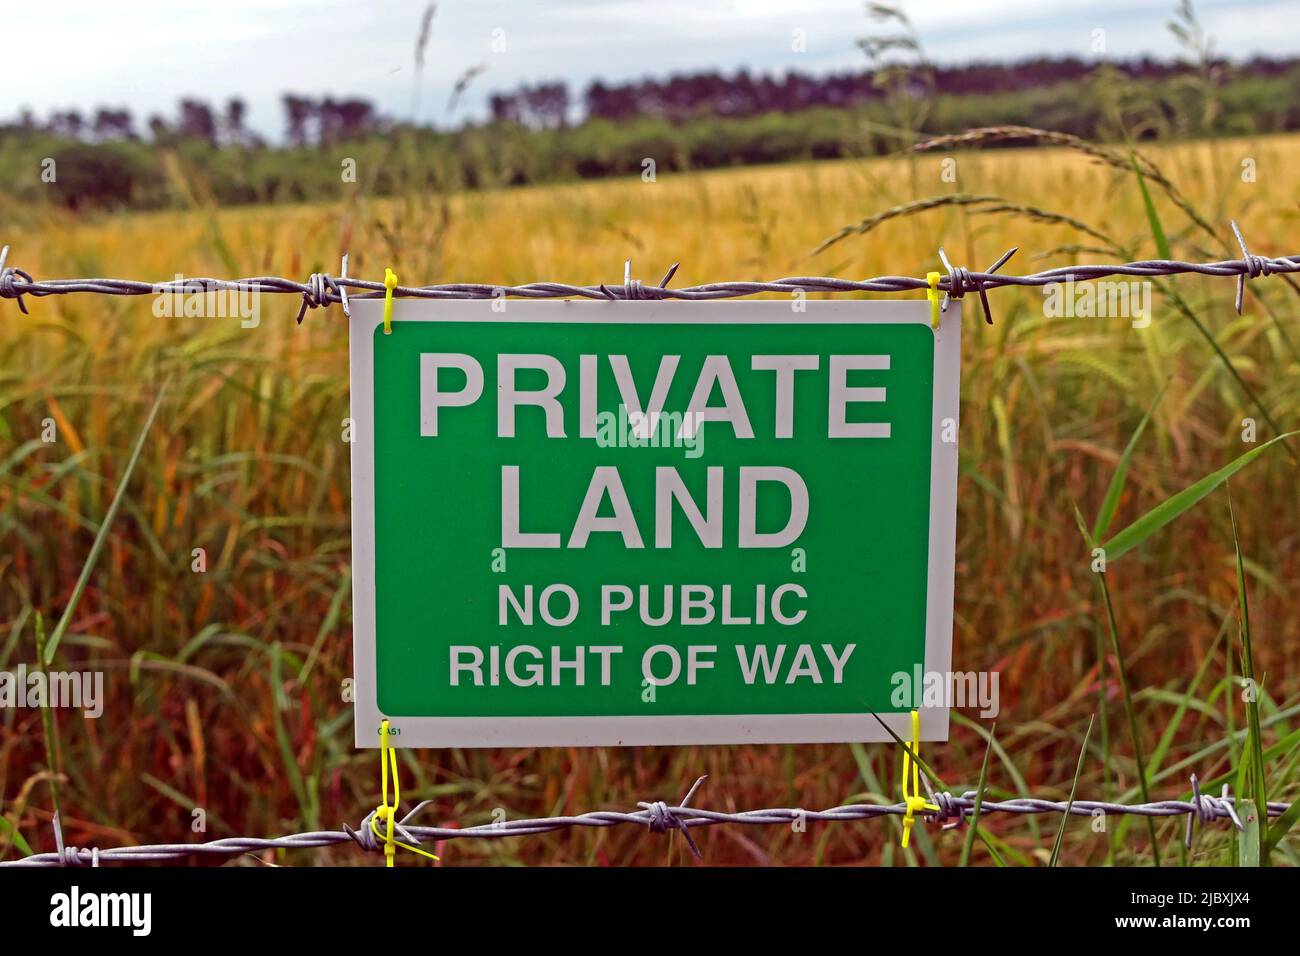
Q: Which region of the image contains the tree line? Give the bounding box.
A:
[15,95,382,148]
[2,55,1299,211]
[8,54,1298,146]
[495,55,1300,127]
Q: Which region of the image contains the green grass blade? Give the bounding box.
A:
[1072,501,1093,547]
[32,612,62,818]
[44,383,169,664]
[1050,714,1095,867]
[0,814,34,858]
[1096,574,1161,865]
[1229,490,1268,865]
[1132,153,1172,260]
[960,721,996,867]
[1093,384,1166,542]
[1102,432,1298,562]
[1239,814,1261,867]
[297,567,352,684]
[1262,705,1300,857]
[140,774,230,834]
[973,827,1007,867]
[270,643,319,832]
[1143,620,1228,788]
[1264,797,1300,857]
[848,741,902,865]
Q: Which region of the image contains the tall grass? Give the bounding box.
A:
[0,130,1298,865]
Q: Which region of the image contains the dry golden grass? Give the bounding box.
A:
[1,131,1298,866]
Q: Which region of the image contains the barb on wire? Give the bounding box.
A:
[1230,220,1274,314]
[2,773,1287,867]
[1,228,1296,320]
[938,245,1017,323]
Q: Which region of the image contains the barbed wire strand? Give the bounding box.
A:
[1,222,1297,323]
[1,773,1287,867]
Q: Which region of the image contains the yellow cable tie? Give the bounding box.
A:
[374,719,440,866]
[383,268,398,335]
[370,813,440,864]
[899,709,939,848]
[926,271,942,330]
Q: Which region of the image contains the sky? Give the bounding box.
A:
[3,0,1294,138]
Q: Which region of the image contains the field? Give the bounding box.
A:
[1,130,1298,866]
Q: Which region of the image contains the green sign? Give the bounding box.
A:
[350,299,958,747]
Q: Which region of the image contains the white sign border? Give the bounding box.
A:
[349,298,959,747]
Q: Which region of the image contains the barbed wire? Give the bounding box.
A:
[1,773,1287,867]
[1,220,1296,325]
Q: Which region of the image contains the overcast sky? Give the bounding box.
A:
[3,0,1293,137]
